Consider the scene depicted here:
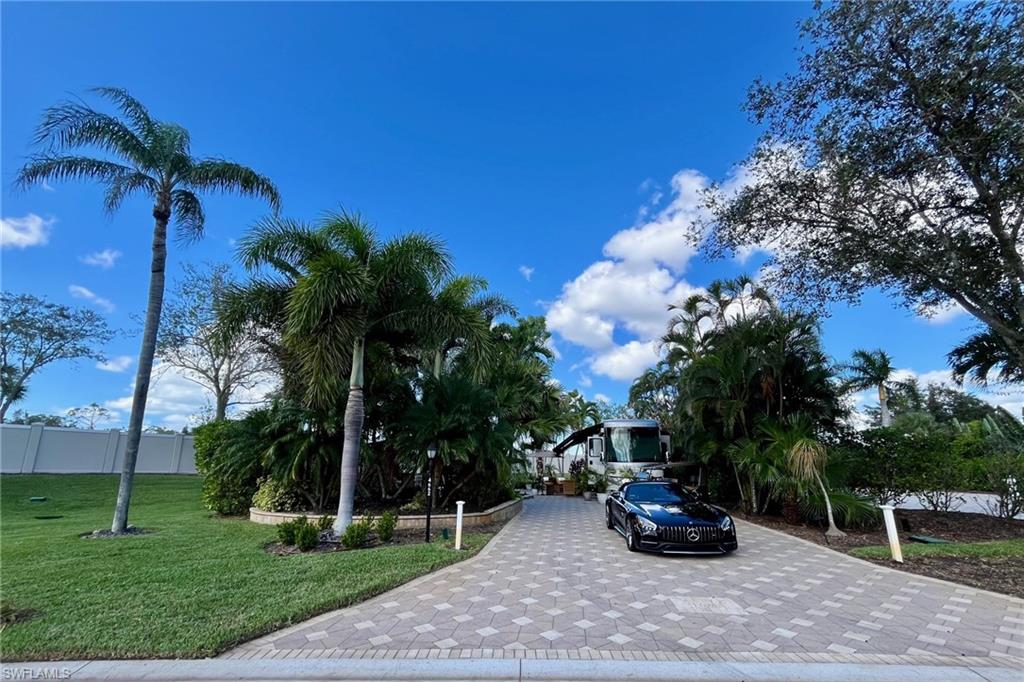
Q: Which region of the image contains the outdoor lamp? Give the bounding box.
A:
[425,443,437,543]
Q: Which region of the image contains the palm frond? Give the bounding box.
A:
[32,100,150,164]
[102,171,159,214]
[320,210,376,262]
[185,158,281,212]
[89,87,156,141]
[375,233,453,288]
[15,155,138,191]
[171,189,206,241]
[237,216,326,272]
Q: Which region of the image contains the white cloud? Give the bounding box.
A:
[590,340,661,381]
[544,336,562,360]
[594,393,612,404]
[578,374,592,388]
[97,355,133,373]
[519,265,535,281]
[546,166,756,383]
[1,213,53,249]
[105,361,278,429]
[81,248,122,269]
[68,284,115,313]
[916,300,967,325]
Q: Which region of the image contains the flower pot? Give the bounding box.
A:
[582,491,594,501]
[596,492,608,505]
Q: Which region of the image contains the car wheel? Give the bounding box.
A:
[605,504,614,529]
[625,519,639,552]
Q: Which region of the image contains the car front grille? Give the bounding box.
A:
[658,524,727,544]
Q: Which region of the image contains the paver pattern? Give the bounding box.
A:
[226,496,1024,666]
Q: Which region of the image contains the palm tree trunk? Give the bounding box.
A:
[334,337,365,533]
[433,350,443,379]
[111,203,169,533]
[878,384,891,427]
[814,470,846,538]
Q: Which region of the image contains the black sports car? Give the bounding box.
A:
[605,480,738,555]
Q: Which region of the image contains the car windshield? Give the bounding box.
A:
[624,482,695,505]
[605,426,662,463]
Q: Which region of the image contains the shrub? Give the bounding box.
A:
[315,515,334,532]
[277,517,304,545]
[801,489,880,529]
[910,447,969,512]
[193,420,259,515]
[377,510,398,542]
[295,521,320,552]
[252,477,305,513]
[341,520,373,549]
[981,451,1024,520]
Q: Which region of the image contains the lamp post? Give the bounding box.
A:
[425,443,437,543]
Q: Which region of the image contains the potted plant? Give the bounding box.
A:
[592,469,608,504]
[580,468,593,501]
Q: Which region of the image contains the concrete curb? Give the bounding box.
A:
[2,659,1021,682]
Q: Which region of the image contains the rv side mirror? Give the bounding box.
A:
[587,436,604,461]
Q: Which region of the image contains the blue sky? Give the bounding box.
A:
[1,2,1014,428]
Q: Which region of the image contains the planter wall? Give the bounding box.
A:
[249,497,522,529]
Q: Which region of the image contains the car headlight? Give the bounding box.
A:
[719,516,733,532]
[636,517,658,535]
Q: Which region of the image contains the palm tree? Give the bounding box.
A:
[235,211,451,533]
[425,275,514,379]
[15,88,279,533]
[842,349,895,427]
[760,416,846,538]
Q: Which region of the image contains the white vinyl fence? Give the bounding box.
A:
[0,423,196,475]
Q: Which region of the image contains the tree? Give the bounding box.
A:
[8,411,70,427]
[157,263,276,420]
[0,292,112,422]
[702,2,1024,384]
[842,349,896,427]
[16,87,279,533]
[234,211,451,533]
[66,403,113,429]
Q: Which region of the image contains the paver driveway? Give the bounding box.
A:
[225,496,1024,667]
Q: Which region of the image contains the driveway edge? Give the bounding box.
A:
[3,658,1022,682]
[739,518,1024,606]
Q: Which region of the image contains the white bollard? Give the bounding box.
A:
[455,500,465,550]
[880,504,903,563]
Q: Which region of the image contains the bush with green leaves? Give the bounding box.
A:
[341,520,374,549]
[295,521,320,552]
[276,516,306,545]
[376,510,398,542]
[981,451,1024,520]
[315,515,334,532]
[252,477,305,513]
[193,420,261,515]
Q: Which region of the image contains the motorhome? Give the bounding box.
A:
[552,419,670,488]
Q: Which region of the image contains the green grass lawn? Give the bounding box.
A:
[849,538,1024,560]
[0,474,494,660]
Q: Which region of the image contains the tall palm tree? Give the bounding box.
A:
[425,275,514,379]
[15,88,279,533]
[235,211,451,532]
[842,349,895,427]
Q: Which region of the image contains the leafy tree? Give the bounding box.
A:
[66,402,114,429]
[702,2,1024,384]
[16,88,279,533]
[7,411,70,427]
[628,363,680,432]
[0,292,112,422]
[562,390,602,432]
[158,263,276,420]
[232,211,451,533]
[841,349,896,427]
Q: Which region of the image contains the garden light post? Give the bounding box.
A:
[425,443,437,543]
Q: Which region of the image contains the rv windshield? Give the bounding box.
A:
[606,426,662,463]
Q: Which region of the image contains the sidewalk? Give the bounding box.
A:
[2,658,1021,682]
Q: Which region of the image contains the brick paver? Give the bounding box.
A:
[224,496,1024,667]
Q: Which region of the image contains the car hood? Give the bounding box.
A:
[634,501,726,525]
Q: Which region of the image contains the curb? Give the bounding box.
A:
[2,658,1021,682]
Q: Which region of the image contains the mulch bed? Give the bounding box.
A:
[265,521,508,556]
[742,510,1024,598]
